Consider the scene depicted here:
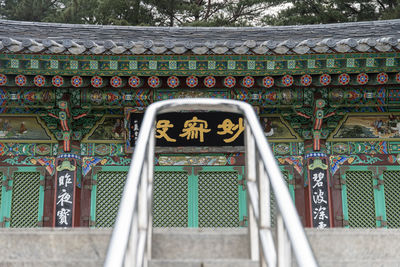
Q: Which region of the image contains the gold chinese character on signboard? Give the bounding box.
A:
[156,120,176,142]
[179,116,211,142]
[217,118,244,143]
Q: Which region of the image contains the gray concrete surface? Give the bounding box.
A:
[2,228,400,266]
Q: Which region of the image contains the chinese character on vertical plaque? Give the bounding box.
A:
[308,158,331,229]
[54,158,76,227]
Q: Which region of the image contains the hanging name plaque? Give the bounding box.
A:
[308,157,332,229]
[126,111,245,152]
[53,158,76,227]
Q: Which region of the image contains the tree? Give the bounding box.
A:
[262,0,399,25]
[53,0,99,24]
[145,0,276,26]
[96,0,155,25]
[0,0,61,21]
[1,0,400,26]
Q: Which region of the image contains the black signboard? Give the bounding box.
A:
[308,158,331,229]
[54,159,76,227]
[127,112,244,150]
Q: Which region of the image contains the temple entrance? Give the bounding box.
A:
[341,166,400,228]
[153,166,247,228]
[89,165,247,228]
[0,167,45,228]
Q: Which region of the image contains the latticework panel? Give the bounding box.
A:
[198,171,239,227]
[153,171,188,227]
[271,171,289,227]
[383,171,400,228]
[10,172,40,228]
[0,176,2,213]
[95,171,127,227]
[345,171,376,228]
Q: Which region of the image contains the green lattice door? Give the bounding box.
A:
[90,166,129,227]
[0,167,44,228]
[382,170,400,228]
[154,166,246,228]
[341,166,400,228]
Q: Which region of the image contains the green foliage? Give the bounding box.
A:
[0,0,61,21]
[1,0,400,26]
[263,0,400,25]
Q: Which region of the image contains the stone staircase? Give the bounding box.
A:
[150,228,257,267]
[1,228,400,266]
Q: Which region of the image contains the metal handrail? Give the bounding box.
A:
[104,98,318,267]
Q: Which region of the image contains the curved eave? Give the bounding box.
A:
[0,19,400,56]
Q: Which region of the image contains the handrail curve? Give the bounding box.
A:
[104,98,318,267]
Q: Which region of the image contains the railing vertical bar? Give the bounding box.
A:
[137,156,149,267]
[277,211,291,267]
[125,211,139,267]
[259,229,277,267]
[135,231,147,267]
[257,151,272,267]
[258,154,270,228]
[139,160,148,229]
[146,126,155,261]
[245,122,259,261]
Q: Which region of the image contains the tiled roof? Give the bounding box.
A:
[1,19,400,55]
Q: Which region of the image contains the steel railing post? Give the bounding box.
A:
[245,122,259,261]
[277,211,291,267]
[257,151,271,267]
[146,126,155,261]
[136,160,148,267]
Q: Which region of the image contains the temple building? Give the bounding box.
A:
[0,18,400,229]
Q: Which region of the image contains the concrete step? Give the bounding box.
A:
[2,228,400,266]
[149,259,258,267]
[152,228,250,260]
[0,228,111,267]
[0,260,104,267]
[306,228,400,267]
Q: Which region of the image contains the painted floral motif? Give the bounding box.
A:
[110,76,122,88]
[186,76,198,88]
[319,74,331,85]
[0,74,7,86]
[148,76,161,88]
[167,76,180,88]
[396,73,400,83]
[52,75,64,87]
[128,76,141,88]
[376,72,388,84]
[91,76,103,87]
[242,76,255,88]
[357,73,369,85]
[262,76,274,88]
[71,76,83,87]
[34,75,46,87]
[300,74,312,86]
[282,74,294,87]
[338,73,350,85]
[223,76,236,88]
[15,75,27,86]
[204,76,216,88]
